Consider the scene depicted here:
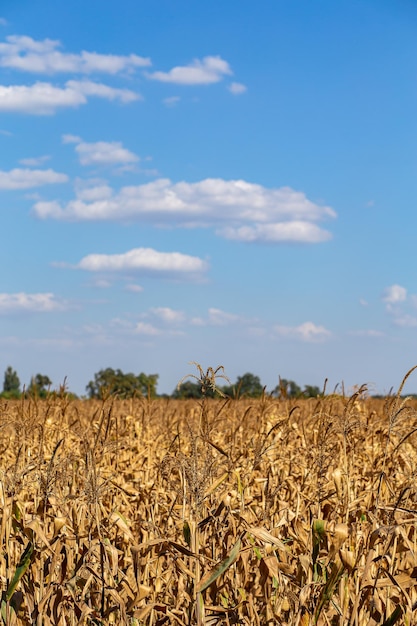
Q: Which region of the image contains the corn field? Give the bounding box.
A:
[1,366,417,625]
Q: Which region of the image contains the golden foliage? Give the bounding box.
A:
[0,374,417,624]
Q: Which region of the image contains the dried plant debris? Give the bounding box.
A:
[0,368,416,624]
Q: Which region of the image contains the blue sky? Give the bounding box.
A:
[1,0,417,396]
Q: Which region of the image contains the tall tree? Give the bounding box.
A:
[2,366,21,397]
[28,374,52,398]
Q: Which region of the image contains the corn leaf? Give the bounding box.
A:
[6,541,34,601]
[196,538,241,593]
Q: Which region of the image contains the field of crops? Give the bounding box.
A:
[1,368,417,625]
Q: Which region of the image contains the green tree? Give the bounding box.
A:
[273,379,321,398]
[172,380,220,399]
[86,368,158,399]
[223,372,264,398]
[172,381,203,399]
[28,374,52,398]
[2,366,21,398]
[277,378,302,398]
[303,385,321,398]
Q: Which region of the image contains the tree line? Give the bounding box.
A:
[1,365,322,400]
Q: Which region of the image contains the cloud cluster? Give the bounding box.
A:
[34,178,336,244]
[95,306,332,343]
[0,80,138,115]
[0,35,151,74]
[0,35,244,115]
[0,292,67,313]
[130,306,245,336]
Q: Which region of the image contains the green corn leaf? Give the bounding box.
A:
[183,521,191,547]
[381,605,403,626]
[196,538,241,593]
[6,541,34,601]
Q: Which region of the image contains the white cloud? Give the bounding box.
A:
[381,285,417,326]
[208,308,240,326]
[0,80,139,115]
[150,307,185,323]
[382,284,407,304]
[70,247,208,277]
[228,82,247,95]
[393,315,417,328]
[219,221,332,243]
[74,183,113,202]
[62,134,81,144]
[0,168,68,189]
[66,79,139,103]
[190,316,205,326]
[0,292,67,313]
[186,307,246,327]
[0,35,151,74]
[135,321,161,336]
[125,283,144,293]
[19,155,50,167]
[274,321,331,342]
[33,177,336,244]
[147,55,232,85]
[67,137,139,166]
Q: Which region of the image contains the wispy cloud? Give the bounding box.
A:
[0,35,151,74]
[19,155,51,167]
[349,329,385,338]
[116,305,244,337]
[273,321,332,342]
[125,283,144,293]
[61,247,209,279]
[33,178,336,244]
[163,96,180,107]
[0,292,68,313]
[207,308,240,326]
[219,221,332,243]
[228,82,247,95]
[392,315,417,328]
[147,55,232,85]
[135,321,161,336]
[0,80,139,115]
[0,167,67,189]
[150,307,186,324]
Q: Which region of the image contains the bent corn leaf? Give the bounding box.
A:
[196,538,241,593]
